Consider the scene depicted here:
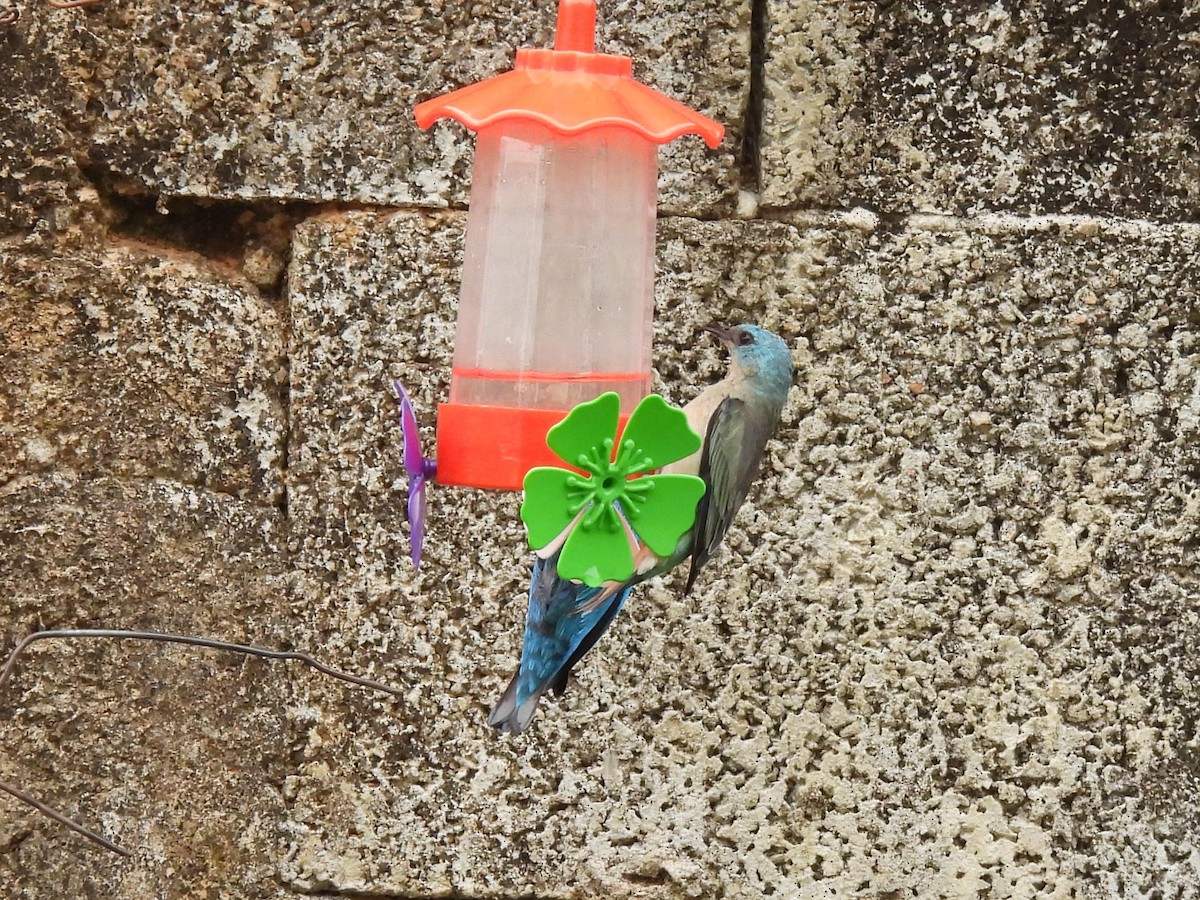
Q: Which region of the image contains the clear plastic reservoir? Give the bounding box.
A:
[413,0,723,489]
[450,120,657,411]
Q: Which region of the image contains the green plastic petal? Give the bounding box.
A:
[521,467,583,550]
[557,510,635,587]
[619,394,702,471]
[546,392,620,469]
[623,474,707,556]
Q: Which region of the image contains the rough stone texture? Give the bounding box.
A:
[0,196,289,894]
[0,233,286,503]
[3,0,1200,896]
[0,475,292,899]
[13,0,746,217]
[279,211,1200,897]
[760,1,1200,217]
[0,21,94,233]
[755,211,1200,899]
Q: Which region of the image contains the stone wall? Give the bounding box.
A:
[2,1,1198,898]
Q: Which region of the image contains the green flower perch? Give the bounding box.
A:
[521,392,707,586]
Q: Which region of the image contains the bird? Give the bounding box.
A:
[487,323,794,734]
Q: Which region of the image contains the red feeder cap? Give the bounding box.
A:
[414,0,724,148]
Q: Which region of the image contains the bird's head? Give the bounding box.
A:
[704,323,794,395]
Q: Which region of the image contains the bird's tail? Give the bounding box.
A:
[487,670,546,735]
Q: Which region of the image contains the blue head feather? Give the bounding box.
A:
[728,324,793,404]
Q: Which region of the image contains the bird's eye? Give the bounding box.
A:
[738,330,754,346]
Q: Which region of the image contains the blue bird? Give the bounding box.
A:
[488,324,794,733]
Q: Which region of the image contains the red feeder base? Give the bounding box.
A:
[436,402,628,491]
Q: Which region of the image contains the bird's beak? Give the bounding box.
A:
[704,323,736,346]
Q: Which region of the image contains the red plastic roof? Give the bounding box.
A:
[414,0,724,148]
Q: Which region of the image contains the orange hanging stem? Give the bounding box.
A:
[554,0,596,52]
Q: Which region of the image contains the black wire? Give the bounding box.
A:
[0,628,406,856]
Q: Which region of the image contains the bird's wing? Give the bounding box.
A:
[685,397,774,593]
[548,584,632,696]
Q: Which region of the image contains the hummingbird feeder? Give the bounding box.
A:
[397,0,723,565]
